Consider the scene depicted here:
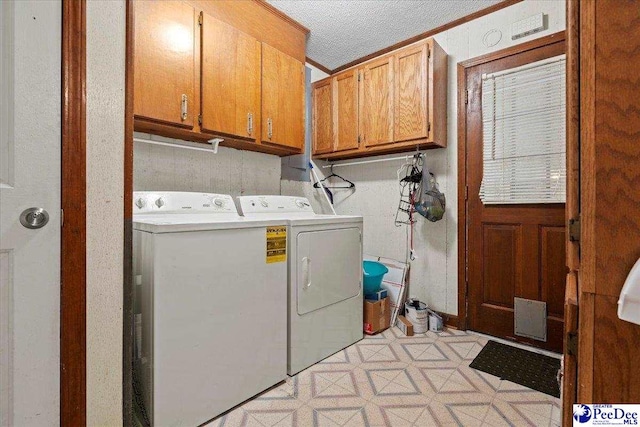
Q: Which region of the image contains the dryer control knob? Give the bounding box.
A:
[214,198,225,208]
[295,199,308,208]
[135,198,146,209]
[260,200,269,208]
[155,198,165,208]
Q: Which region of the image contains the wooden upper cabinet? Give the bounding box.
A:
[312,38,447,160]
[201,13,260,141]
[312,78,333,155]
[261,43,305,151]
[333,70,360,152]
[132,0,308,156]
[133,1,197,128]
[360,56,394,147]
[394,42,428,142]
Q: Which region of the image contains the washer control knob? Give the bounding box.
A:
[155,198,165,208]
[135,198,146,209]
[295,199,308,208]
[260,200,269,208]
[214,198,225,208]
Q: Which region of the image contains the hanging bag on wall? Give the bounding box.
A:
[414,165,446,222]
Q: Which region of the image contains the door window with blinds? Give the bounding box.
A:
[479,55,566,204]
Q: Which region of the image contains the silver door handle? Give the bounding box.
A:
[20,208,49,229]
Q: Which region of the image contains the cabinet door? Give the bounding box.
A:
[312,79,333,155]
[394,42,429,142]
[333,70,359,152]
[360,56,394,147]
[134,1,196,128]
[201,13,260,141]
[262,43,305,151]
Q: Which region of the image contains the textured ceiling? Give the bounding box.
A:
[267,0,504,70]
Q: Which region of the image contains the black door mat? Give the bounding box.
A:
[469,340,561,398]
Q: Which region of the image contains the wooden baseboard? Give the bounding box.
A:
[434,311,459,329]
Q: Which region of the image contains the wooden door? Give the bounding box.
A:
[134,0,196,128]
[576,0,640,406]
[465,40,567,353]
[262,43,305,151]
[201,13,260,141]
[312,78,333,155]
[360,56,393,147]
[394,42,428,142]
[333,70,359,152]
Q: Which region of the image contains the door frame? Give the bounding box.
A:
[123,0,134,424]
[61,0,87,424]
[456,31,566,331]
[61,0,134,424]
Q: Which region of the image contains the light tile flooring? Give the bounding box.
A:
[206,328,561,427]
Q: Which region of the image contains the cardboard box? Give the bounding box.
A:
[364,297,390,335]
[395,315,414,336]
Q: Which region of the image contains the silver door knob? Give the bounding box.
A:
[20,208,49,229]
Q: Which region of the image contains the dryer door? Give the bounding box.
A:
[296,227,362,315]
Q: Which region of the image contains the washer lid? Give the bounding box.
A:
[133,215,287,233]
[132,192,287,233]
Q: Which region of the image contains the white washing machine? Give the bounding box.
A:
[133,191,288,426]
[237,196,363,375]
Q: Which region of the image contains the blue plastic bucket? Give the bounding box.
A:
[363,261,389,295]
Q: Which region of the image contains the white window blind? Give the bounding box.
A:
[480,55,566,204]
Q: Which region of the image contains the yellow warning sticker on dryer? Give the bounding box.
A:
[266,226,287,263]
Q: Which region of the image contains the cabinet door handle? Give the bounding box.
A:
[247,113,253,136]
[267,118,273,139]
[181,94,188,121]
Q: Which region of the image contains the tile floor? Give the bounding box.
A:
[205,328,561,427]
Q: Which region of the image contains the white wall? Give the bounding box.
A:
[283,0,566,315]
[133,134,282,196]
[308,62,330,82]
[86,0,125,424]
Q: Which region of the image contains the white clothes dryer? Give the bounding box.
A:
[238,196,363,375]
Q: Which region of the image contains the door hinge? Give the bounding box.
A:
[465,89,469,105]
[567,332,578,356]
[198,12,203,26]
[427,47,431,59]
[198,114,202,126]
[61,208,64,227]
[428,122,431,133]
[357,135,361,144]
[465,186,469,201]
[358,72,361,82]
[569,216,580,242]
